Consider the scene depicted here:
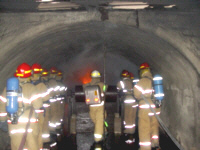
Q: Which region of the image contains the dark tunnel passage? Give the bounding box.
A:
[0,1,200,150]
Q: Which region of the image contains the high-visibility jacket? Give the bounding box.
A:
[33,80,51,147]
[117,77,133,94]
[133,71,160,149]
[48,78,60,131]
[41,79,51,143]
[83,78,106,142]
[0,88,7,122]
[56,81,66,127]
[117,77,137,134]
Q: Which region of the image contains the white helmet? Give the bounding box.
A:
[91,70,101,78]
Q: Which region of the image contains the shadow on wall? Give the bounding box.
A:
[59,51,138,90]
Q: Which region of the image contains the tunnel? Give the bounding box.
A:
[0,0,200,150]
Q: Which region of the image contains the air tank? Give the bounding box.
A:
[6,77,19,119]
[153,74,164,101]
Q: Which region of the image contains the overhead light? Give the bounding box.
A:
[36,0,53,2]
[51,2,60,4]
[111,5,149,10]
[164,4,176,8]
[37,2,80,10]
[105,1,149,10]
[109,2,148,5]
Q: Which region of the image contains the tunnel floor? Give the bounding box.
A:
[57,128,180,150]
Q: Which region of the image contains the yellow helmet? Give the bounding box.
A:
[91,70,101,78]
[140,68,150,77]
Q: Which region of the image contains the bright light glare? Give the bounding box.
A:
[112,5,149,10]
[164,5,176,8]
[109,2,148,5]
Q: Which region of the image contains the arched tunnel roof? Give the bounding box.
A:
[0,2,200,149]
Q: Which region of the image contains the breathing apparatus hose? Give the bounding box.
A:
[141,95,184,150]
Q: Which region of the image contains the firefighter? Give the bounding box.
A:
[2,63,43,150]
[117,70,137,144]
[40,68,56,149]
[133,62,160,150]
[48,67,60,147]
[31,63,51,149]
[83,70,106,147]
[55,70,66,135]
[129,72,134,83]
[0,85,9,150]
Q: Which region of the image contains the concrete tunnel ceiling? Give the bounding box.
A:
[0,3,200,150]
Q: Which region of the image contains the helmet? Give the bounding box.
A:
[41,68,49,77]
[139,62,150,70]
[140,68,151,77]
[129,72,134,79]
[91,70,101,78]
[121,70,129,78]
[49,67,57,74]
[57,70,63,76]
[14,63,32,78]
[31,63,43,74]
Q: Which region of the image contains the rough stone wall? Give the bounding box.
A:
[0,5,200,150]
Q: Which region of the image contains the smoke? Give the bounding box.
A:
[59,44,138,91]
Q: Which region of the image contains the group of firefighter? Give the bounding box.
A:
[0,62,67,150]
[0,61,163,150]
[85,62,163,150]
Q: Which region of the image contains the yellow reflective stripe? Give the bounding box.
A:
[34,68,42,72]
[42,72,48,75]
[91,72,100,76]
[16,73,24,77]
[140,66,145,69]
[25,70,31,74]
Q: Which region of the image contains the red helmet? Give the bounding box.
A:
[121,70,129,77]
[14,63,32,78]
[129,72,134,79]
[57,70,63,76]
[49,67,57,74]
[41,68,49,77]
[31,63,43,74]
[140,62,150,70]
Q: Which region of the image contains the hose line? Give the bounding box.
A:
[141,95,184,150]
